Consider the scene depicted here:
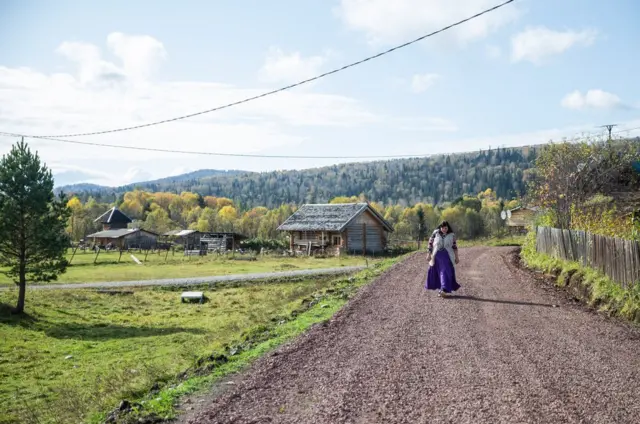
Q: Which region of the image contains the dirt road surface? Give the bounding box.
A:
[183,247,640,424]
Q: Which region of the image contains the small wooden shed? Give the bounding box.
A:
[506,207,538,232]
[277,203,393,255]
[86,228,159,250]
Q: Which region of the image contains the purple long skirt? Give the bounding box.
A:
[425,249,460,293]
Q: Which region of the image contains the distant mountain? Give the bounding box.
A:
[56,169,247,195]
[57,183,109,193]
[60,146,543,208]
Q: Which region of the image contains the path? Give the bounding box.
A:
[183,247,640,424]
[0,266,365,290]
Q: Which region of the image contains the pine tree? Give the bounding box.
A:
[0,140,70,314]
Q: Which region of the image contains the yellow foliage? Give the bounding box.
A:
[66,197,83,211]
[571,204,634,239]
[329,196,359,204]
[216,197,234,208]
[218,205,238,221]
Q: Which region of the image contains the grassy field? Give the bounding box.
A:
[0,250,371,287]
[0,254,403,424]
[0,275,353,423]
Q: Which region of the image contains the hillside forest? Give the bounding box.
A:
[64,138,640,245]
[63,146,539,209]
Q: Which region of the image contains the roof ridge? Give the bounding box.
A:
[107,206,116,223]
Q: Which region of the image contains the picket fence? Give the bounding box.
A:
[536,226,640,287]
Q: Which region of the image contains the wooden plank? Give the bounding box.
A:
[362,223,367,255]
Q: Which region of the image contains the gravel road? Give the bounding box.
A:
[183,247,640,424]
[0,266,365,291]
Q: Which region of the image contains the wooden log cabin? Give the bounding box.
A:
[505,206,539,233]
[87,207,158,249]
[277,203,394,255]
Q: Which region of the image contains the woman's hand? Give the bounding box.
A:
[455,256,460,265]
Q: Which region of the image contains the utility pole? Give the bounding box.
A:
[600,124,617,140]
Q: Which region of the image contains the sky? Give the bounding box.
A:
[1,0,639,187]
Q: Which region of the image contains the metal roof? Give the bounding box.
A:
[86,228,140,239]
[163,229,197,237]
[277,203,393,232]
[93,207,133,224]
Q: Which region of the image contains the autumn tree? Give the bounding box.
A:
[0,141,70,314]
[529,139,640,228]
[196,207,217,232]
[218,205,238,231]
[142,204,175,234]
[66,196,86,241]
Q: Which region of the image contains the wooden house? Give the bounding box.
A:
[506,207,538,232]
[86,228,158,250]
[88,206,157,249]
[94,207,132,230]
[277,203,393,255]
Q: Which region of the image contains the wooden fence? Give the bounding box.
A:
[535,226,640,287]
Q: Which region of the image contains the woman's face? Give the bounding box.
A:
[440,225,449,234]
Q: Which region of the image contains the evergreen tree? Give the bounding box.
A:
[0,141,70,314]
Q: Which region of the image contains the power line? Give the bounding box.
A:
[29,0,517,139]
[4,125,635,160]
[0,131,440,159]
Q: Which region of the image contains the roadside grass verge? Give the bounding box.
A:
[457,235,525,248]
[0,255,406,424]
[0,253,373,287]
[520,232,640,323]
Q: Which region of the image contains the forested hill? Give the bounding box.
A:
[61,145,540,208]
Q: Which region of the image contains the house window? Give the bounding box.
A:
[332,235,342,246]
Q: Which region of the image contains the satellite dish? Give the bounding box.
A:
[507,210,512,219]
[501,211,507,220]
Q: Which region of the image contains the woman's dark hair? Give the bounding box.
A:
[438,221,454,233]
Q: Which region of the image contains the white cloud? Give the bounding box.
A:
[106,32,167,80]
[561,89,624,110]
[511,27,597,65]
[411,73,440,93]
[259,47,330,84]
[335,0,521,46]
[486,44,502,59]
[0,32,456,186]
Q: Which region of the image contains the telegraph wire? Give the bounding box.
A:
[3,125,636,160]
[0,131,447,159]
[28,0,517,138]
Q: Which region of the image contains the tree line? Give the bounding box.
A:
[63,146,539,209]
[65,189,521,245]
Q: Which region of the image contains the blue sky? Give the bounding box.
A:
[1,0,639,186]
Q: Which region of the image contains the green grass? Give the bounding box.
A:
[457,235,525,248]
[0,256,404,424]
[520,231,640,323]
[0,250,372,287]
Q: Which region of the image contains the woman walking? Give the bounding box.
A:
[425,221,460,297]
